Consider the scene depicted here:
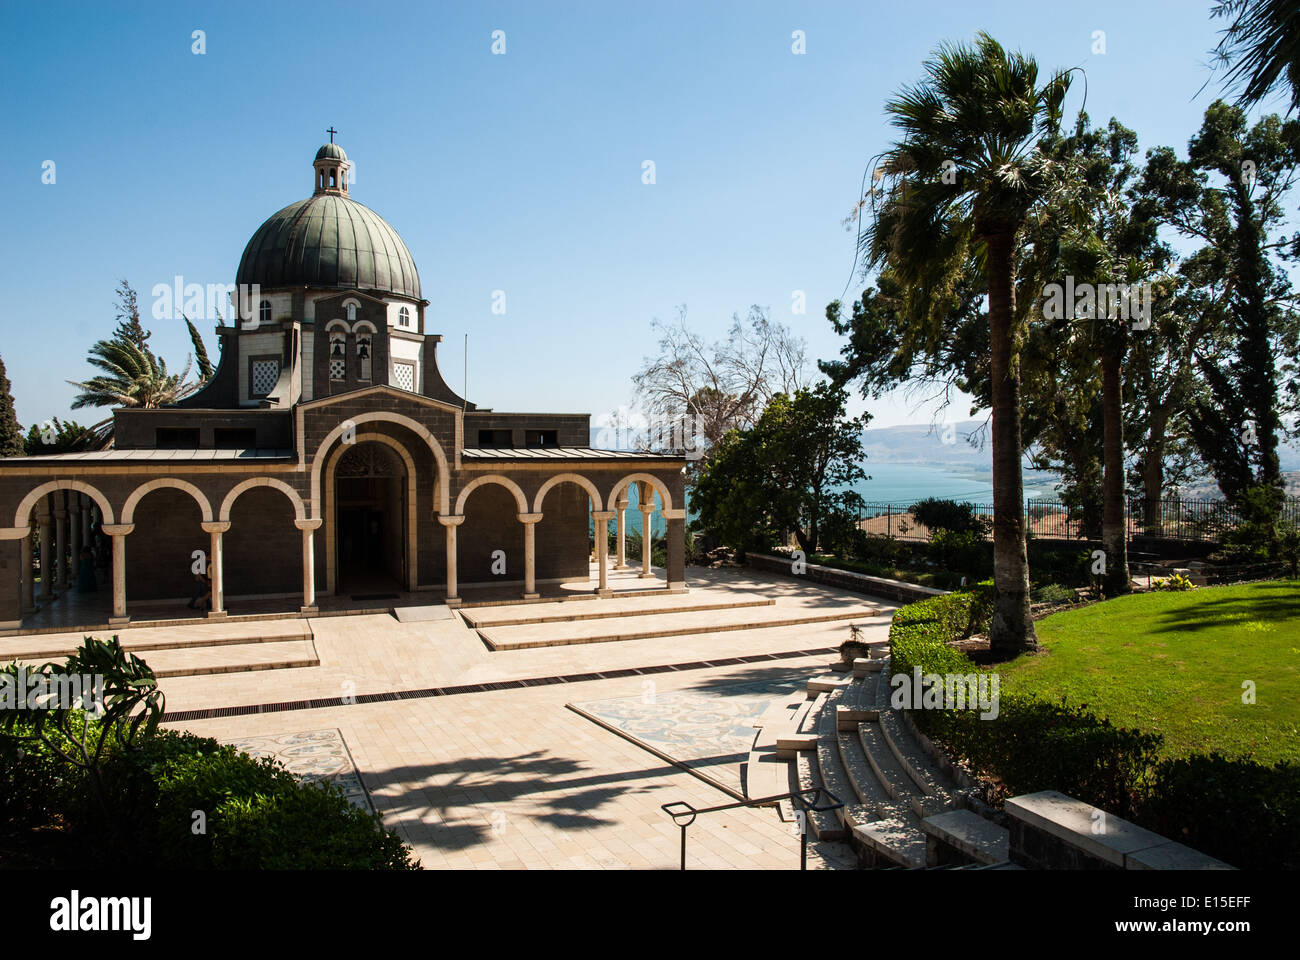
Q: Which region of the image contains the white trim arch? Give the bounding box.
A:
[532,472,602,514]
[455,474,529,516]
[218,477,307,523]
[13,479,116,528]
[605,473,673,514]
[122,478,214,524]
[326,319,350,334]
[353,320,378,335]
[310,411,450,517]
[323,433,419,593]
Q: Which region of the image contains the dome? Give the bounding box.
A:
[236,193,422,300]
[315,142,348,163]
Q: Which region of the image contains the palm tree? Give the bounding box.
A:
[68,338,195,410]
[863,33,1071,656]
[1212,0,1300,113]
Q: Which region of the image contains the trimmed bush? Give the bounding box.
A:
[886,587,1297,866]
[910,498,993,537]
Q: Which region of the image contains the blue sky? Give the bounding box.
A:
[0,0,1270,433]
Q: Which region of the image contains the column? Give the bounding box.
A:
[592,511,614,595]
[200,521,229,617]
[518,513,542,599]
[101,523,133,624]
[438,515,464,605]
[614,493,629,570]
[53,492,67,591]
[663,510,686,591]
[37,498,54,602]
[68,496,81,587]
[296,518,321,614]
[638,492,656,579]
[20,530,36,613]
[81,498,92,548]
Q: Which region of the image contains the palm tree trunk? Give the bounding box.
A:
[985,232,1037,657]
[1101,344,1131,596]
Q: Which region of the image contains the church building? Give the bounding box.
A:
[0,140,687,632]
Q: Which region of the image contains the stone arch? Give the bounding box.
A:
[352,319,377,335]
[605,473,673,514]
[219,477,307,523]
[323,433,419,594]
[310,411,450,516]
[455,474,529,516]
[13,479,116,529]
[532,472,602,514]
[121,478,213,524]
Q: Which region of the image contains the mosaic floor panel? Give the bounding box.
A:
[572,676,805,795]
[222,727,374,814]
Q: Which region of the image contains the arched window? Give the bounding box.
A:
[346,303,357,322]
[329,331,347,381]
[398,306,410,328]
[258,300,272,327]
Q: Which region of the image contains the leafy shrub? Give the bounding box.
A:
[0,721,80,833]
[1152,573,1196,591]
[212,782,420,870]
[1031,583,1076,606]
[910,498,993,538]
[1136,754,1300,870]
[929,529,985,576]
[887,587,1299,865]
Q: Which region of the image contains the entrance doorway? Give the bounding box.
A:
[334,442,407,593]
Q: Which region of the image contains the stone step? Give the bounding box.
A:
[460,591,776,628]
[851,814,928,869]
[852,657,885,676]
[15,638,322,679]
[922,809,1009,867]
[813,687,877,834]
[858,719,949,819]
[878,706,961,807]
[775,733,818,759]
[745,723,792,802]
[836,674,879,727]
[794,742,845,842]
[478,605,879,651]
[806,675,852,697]
[1,619,313,663]
[798,693,826,735]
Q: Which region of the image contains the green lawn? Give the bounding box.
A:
[998,580,1300,765]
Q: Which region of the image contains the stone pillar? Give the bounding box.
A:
[53,492,68,591]
[518,513,542,599]
[0,537,20,632]
[201,521,229,617]
[592,511,614,596]
[296,518,321,614]
[438,515,464,605]
[615,493,629,570]
[663,510,686,590]
[37,498,54,602]
[101,523,134,624]
[81,498,92,548]
[20,530,36,613]
[68,497,81,586]
[638,504,655,578]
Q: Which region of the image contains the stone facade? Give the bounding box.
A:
[0,141,687,631]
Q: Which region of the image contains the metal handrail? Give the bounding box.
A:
[661,786,843,870]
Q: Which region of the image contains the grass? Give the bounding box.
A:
[998,579,1300,765]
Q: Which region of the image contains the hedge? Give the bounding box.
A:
[887,586,1297,869]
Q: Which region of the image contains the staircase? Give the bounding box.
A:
[750,652,1010,869]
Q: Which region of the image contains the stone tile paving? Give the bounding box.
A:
[220,728,374,814]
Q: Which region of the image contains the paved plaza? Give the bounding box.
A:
[6,567,893,870]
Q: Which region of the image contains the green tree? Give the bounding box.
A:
[1212,0,1300,113]
[694,384,869,555]
[853,33,1070,657]
[1140,101,1300,551]
[0,354,23,458]
[23,418,98,455]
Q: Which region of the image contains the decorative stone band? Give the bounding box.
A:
[200,521,231,534]
[294,518,323,531]
[661,509,687,520]
[516,513,544,524]
[99,524,135,537]
[437,514,466,527]
[591,511,615,521]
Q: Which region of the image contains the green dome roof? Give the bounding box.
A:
[236,193,421,300]
[315,142,348,163]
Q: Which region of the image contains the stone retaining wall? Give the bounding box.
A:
[745,553,948,605]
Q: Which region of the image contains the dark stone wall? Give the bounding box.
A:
[225,486,300,597]
[113,410,292,450]
[463,413,590,447]
[124,489,206,601]
[459,483,524,586]
[537,483,591,581]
